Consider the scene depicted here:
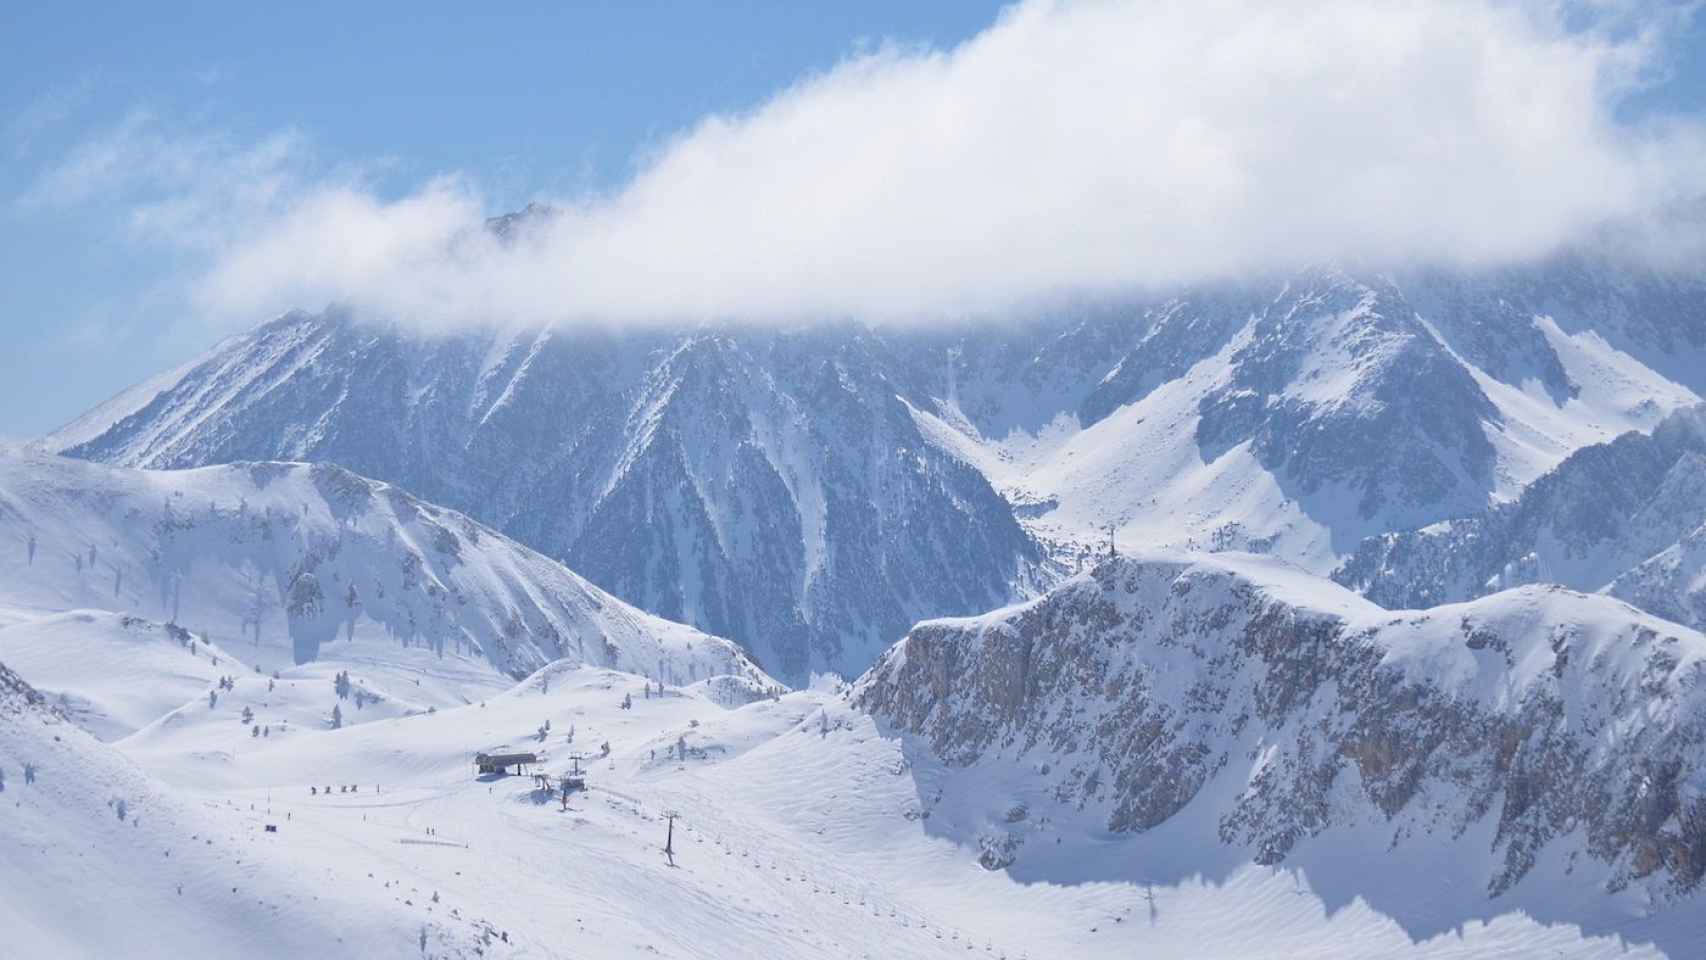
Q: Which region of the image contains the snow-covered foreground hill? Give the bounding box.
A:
[2,649,1686,959]
[6,550,1704,956]
[0,661,484,958]
[0,450,765,687]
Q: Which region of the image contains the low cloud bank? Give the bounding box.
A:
[28,0,1706,329]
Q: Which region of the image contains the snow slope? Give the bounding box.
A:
[2,647,1682,959]
[0,450,766,687]
[0,661,483,958]
[0,610,233,740]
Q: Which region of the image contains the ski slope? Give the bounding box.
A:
[3,639,1691,958]
[0,662,483,958]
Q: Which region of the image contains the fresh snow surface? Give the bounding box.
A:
[0,652,1679,959]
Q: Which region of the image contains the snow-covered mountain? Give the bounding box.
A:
[48,319,1045,685]
[1607,522,1706,632]
[853,553,1706,954]
[0,450,764,686]
[1335,403,1706,609]
[922,264,1702,568]
[44,252,1705,681]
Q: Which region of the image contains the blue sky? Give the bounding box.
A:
[0,1,1002,437]
[2,1,1704,440]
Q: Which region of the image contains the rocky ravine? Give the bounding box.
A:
[854,554,1706,904]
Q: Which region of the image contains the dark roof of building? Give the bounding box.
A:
[476,752,538,765]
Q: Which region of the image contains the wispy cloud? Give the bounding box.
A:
[23,0,1706,331]
[6,76,95,159]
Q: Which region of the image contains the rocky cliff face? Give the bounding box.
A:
[855,554,1706,901]
[1190,273,1499,525]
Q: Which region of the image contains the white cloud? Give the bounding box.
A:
[28,0,1706,329]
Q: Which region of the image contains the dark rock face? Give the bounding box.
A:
[0,662,52,717]
[855,556,1706,900]
[1194,274,1499,523]
[1077,292,1255,426]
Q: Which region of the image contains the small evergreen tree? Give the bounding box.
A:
[208,690,218,709]
[331,704,343,729]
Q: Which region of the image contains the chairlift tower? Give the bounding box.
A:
[663,809,681,865]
